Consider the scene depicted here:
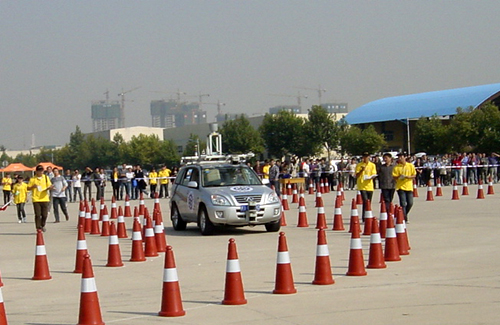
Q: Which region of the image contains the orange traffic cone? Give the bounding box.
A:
[130,218,146,262]
[324,179,330,193]
[298,187,305,209]
[0,272,7,325]
[281,193,290,211]
[315,201,327,230]
[297,196,309,227]
[332,196,345,231]
[32,229,52,280]
[487,176,495,195]
[291,184,299,203]
[273,232,297,293]
[312,229,335,284]
[144,212,159,257]
[356,191,363,205]
[98,197,105,221]
[384,208,401,262]
[366,218,386,269]
[462,176,469,196]
[74,225,88,273]
[362,199,374,236]
[308,179,314,195]
[426,181,434,201]
[451,180,460,200]
[477,179,485,199]
[110,196,118,219]
[340,182,345,201]
[106,222,124,267]
[84,201,92,233]
[346,218,367,276]
[280,210,287,226]
[379,200,388,239]
[90,204,100,235]
[153,209,167,253]
[286,181,292,196]
[78,200,86,228]
[77,254,104,325]
[222,238,247,305]
[124,194,132,217]
[435,178,443,196]
[412,179,419,198]
[100,206,110,237]
[395,207,410,255]
[117,206,128,239]
[315,191,323,208]
[158,246,186,317]
[348,198,360,233]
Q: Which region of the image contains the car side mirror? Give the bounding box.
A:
[188,181,198,188]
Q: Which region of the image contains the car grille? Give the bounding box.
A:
[234,195,263,204]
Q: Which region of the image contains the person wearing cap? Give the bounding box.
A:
[27,165,54,231]
[392,152,416,223]
[355,152,377,221]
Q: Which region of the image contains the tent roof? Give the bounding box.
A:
[37,162,63,170]
[0,163,35,173]
[345,83,500,124]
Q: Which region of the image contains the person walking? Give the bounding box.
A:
[268,159,281,197]
[355,152,377,222]
[392,152,417,223]
[111,167,120,199]
[158,165,171,198]
[12,175,28,223]
[82,167,93,201]
[27,165,53,231]
[148,167,158,198]
[1,173,13,205]
[377,153,396,209]
[72,169,83,202]
[50,168,70,223]
[64,169,73,203]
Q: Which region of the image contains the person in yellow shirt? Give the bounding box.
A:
[148,167,158,198]
[27,165,53,231]
[158,165,171,198]
[262,160,270,180]
[355,152,377,221]
[392,152,416,223]
[12,176,28,223]
[1,173,12,205]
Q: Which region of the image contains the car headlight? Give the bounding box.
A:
[267,191,281,204]
[211,194,231,206]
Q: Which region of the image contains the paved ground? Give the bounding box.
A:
[0,184,499,324]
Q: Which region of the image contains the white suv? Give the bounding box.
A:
[170,162,282,235]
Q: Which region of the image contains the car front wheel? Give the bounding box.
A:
[171,204,187,230]
[198,207,215,236]
[265,220,281,232]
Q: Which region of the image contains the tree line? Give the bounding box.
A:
[2,103,496,170]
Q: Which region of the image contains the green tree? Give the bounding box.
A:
[305,105,342,160]
[446,108,475,152]
[259,111,312,158]
[469,102,500,152]
[183,134,204,157]
[339,125,386,155]
[414,115,451,154]
[219,115,264,154]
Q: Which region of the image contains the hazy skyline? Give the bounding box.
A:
[2,1,500,150]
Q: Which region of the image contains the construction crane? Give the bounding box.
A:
[204,100,226,116]
[118,86,141,128]
[103,89,110,103]
[269,92,308,107]
[295,85,326,105]
[150,88,187,101]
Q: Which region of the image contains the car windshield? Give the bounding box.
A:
[201,165,262,187]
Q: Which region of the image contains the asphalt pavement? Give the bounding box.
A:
[0,184,499,324]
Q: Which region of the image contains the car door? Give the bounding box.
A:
[175,166,199,222]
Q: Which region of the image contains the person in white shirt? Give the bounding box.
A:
[72,169,83,202]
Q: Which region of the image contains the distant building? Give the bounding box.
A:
[321,103,349,113]
[150,100,207,128]
[269,105,301,114]
[90,126,164,143]
[215,113,243,123]
[91,101,121,132]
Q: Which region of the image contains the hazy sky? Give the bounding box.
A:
[2,0,500,150]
